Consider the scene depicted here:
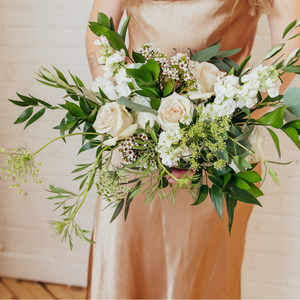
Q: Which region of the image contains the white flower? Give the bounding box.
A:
[214,75,240,104]
[115,82,131,98]
[220,99,237,116]
[93,102,133,137]
[245,126,266,163]
[236,95,257,109]
[105,49,126,67]
[92,76,119,100]
[130,95,151,107]
[202,99,236,119]
[194,62,225,94]
[133,111,159,132]
[158,93,195,131]
[114,67,131,84]
[265,77,281,97]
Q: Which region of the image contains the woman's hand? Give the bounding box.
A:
[168,168,194,184]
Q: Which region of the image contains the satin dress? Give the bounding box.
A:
[87,1,261,298]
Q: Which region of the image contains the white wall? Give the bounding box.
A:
[0,1,300,298]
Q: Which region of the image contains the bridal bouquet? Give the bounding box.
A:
[2,13,300,249]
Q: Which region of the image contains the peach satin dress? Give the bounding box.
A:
[87,1,261,298]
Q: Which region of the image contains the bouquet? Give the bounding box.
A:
[2,13,300,249]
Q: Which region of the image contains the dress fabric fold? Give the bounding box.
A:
[86,1,261,298]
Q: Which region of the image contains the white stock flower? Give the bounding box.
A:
[158,93,195,131]
[105,49,126,67]
[115,82,131,98]
[214,75,240,104]
[264,77,281,98]
[91,76,118,100]
[114,67,131,84]
[93,102,133,137]
[202,99,236,119]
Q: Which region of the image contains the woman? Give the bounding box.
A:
[85,1,300,298]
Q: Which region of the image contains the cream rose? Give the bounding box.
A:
[93,102,133,137]
[158,93,195,131]
[194,62,225,94]
[133,111,159,132]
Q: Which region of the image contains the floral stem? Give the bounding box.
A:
[157,158,180,182]
[72,145,109,218]
[34,132,103,155]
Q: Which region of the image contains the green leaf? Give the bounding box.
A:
[237,55,251,76]
[163,82,174,97]
[283,109,299,122]
[267,128,281,158]
[61,119,78,132]
[264,43,284,61]
[232,177,251,190]
[97,12,110,28]
[29,95,53,108]
[284,65,300,75]
[126,68,153,83]
[110,17,115,31]
[247,183,264,197]
[192,185,209,206]
[52,66,68,84]
[158,177,169,189]
[223,58,239,72]
[16,93,38,106]
[235,125,254,142]
[229,186,262,206]
[124,180,141,221]
[150,98,161,110]
[284,87,300,117]
[14,107,34,124]
[150,128,158,144]
[283,20,297,39]
[24,108,46,129]
[88,22,110,37]
[8,99,29,107]
[144,59,160,81]
[283,119,300,130]
[87,108,98,123]
[256,105,286,129]
[66,102,86,118]
[282,126,300,148]
[225,193,236,235]
[78,141,101,154]
[106,30,129,56]
[233,156,252,172]
[209,58,232,73]
[117,96,158,115]
[269,168,280,186]
[110,199,124,223]
[208,175,223,189]
[79,97,92,115]
[223,173,232,188]
[120,15,131,41]
[214,48,241,59]
[234,170,262,183]
[135,89,159,98]
[210,185,223,220]
[228,67,234,76]
[132,50,146,63]
[191,45,221,63]
[284,48,300,67]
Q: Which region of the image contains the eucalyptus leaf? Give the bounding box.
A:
[214,48,242,59]
[191,45,221,63]
[209,58,232,73]
[282,20,297,39]
[284,87,300,117]
[117,96,158,115]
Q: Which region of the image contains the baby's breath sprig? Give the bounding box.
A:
[0,146,42,194]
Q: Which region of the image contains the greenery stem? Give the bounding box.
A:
[34,132,103,155]
[72,145,109,218]
[157,158,180,182]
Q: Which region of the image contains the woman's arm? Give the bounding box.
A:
[86,0,124,80]
[252,0,300,119]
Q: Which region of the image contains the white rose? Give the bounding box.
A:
[245,126,267,163]
[93,102,133,137]
[133,111,159,132]
[158,93,195,131]
[194,62,225,94]
[91,76,118,100]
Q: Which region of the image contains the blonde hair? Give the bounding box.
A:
[123,0,274,14]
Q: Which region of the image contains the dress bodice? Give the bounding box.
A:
[126,0,261,63]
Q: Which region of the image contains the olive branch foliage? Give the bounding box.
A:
[3,15,300,249]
